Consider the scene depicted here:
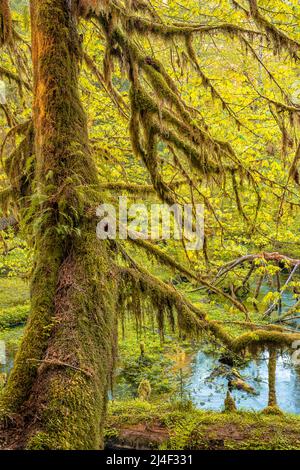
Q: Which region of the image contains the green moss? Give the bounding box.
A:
[232,330,300,353]
[268,348,277,407]
[138,379,152,401]
[1,0,117,450]
[0,277,29,308]
[26,432,55,450]
[0,304,29,329]
[224,391,237,412]
[262,406,283,416]
[22,227,118,450]
[106,400,300,450]
[0,232,64,412]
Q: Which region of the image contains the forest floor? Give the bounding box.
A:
[2,277,300,450]
[0,277,29,328]
[105,400,300,450]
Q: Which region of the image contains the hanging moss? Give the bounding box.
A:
[0,0,118,451]
[231,330,300,354]
[247,0,300,59]
[4,121,34,201]
[25,228,118,450]
[1,0,300,451]
[0,66,31,92]
[129,238,247,313]
[103,24,241,190]
[185,35,243,129]
[107,5,265,45]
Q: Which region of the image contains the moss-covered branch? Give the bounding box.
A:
[0,65,32,91]
[118,247,300,356]
[128,238,247,313]
[247,0,300,59]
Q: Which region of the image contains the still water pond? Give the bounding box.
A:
[187,350,300,414]
[0,326,24,375]
[2,311,300,414]
[185,279,300,414]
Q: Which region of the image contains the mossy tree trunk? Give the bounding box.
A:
[268,348,277,408]
[0,0,117,450]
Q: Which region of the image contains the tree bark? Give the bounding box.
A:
[0,0,117,450]
[268,348,277,407]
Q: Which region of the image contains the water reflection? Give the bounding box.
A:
[187,350,300,414]
[0,327,24,376]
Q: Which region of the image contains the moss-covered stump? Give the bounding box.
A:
[105,400,300,450]
[224,391,237,412]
